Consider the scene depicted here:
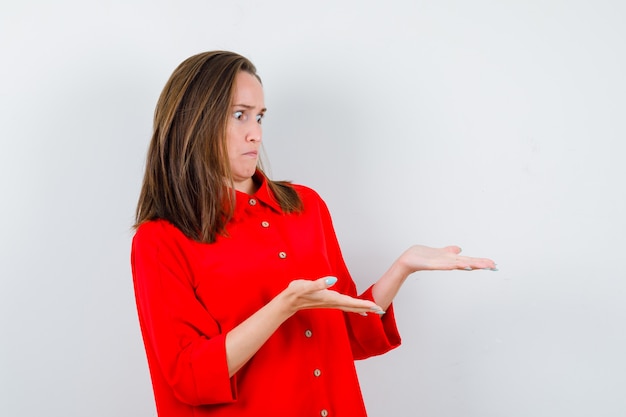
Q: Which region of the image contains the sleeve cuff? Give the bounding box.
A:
[188,333,238,404]
[346,285,402,360]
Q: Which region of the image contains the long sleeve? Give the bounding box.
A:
[311,190,402,360]
[131,222,237,407]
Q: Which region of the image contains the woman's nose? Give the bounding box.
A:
[246,121,262,142]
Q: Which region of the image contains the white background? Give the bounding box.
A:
[1,1,625,416]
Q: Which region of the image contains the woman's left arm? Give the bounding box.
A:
[372,245,497,311]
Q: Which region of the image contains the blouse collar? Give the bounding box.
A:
[232,170,283,219]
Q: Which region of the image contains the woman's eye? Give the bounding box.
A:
[256,114,264,124]
[233,111,244,120]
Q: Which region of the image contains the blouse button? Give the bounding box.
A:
[278,251,287,259]
[261,221,270,228]
[249,198,257,206]
[313,369,321,377]
[305,329,312,338]
[320,410,328,417]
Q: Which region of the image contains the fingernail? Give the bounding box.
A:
[359,312,368,317]
[370,307,385,315]
[482,267,498,271]
[464,267,472,271]
[325,277,338,286]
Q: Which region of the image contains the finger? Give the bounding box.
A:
[457,256,497,270]
[291,277,340,301]
[287,277,335,295]
[444,245,462,255]
[295,280,385,313]
[322,276,338,288]
[469,257,496,269]
[307,290,382,313]
[307,276,338,291]
[325,292,385,314]
[340,303,385,314]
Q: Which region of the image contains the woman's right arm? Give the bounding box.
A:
[225,277,384,376]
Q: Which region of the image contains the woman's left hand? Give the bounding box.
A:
[372,245,497,310]
[396,245,496,274]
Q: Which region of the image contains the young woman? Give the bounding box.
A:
[131,50,496,417]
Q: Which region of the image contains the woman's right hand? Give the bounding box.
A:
[225,276,382,376]
[279,276,385,316]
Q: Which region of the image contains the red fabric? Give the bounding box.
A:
[131,174,401,416]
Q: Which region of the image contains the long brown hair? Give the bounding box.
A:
[135,51,302,243]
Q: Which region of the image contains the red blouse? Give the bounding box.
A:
[131,174,401,417]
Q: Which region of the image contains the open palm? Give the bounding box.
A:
[398,245,496,273]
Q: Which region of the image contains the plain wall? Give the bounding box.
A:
[1,1,625,416]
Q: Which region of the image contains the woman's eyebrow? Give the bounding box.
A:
[232,103,267,112]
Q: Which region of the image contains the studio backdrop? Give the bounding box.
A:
[1,1,625,416]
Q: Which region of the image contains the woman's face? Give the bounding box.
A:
[226,71,266,193]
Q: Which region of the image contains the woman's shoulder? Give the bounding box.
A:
[290,183,324,202]
[133,219,189,247]
[288,183,332,215]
